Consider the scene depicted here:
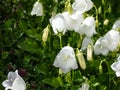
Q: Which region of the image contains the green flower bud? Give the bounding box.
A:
[99,64,103,74]
[98,6,102,14]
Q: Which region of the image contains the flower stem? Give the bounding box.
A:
[100,59,111,90]
[59,35,62,48]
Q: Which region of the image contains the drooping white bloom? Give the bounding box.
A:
[79,83,89,90]
[50,13,66,35]
[112,20,120,30]
[62,11,84,31]
[31,1,43,16]
[75,16,96,37]
[94,37,109,56]
[81,37,93,51]
[2,70,26,90]
[111,56,120,77]
[101,29,120,51]
[53,46,78,74]
[72,0,93,13]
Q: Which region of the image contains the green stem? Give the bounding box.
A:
[59,35,62,48]
[93,4,99,27]
[71,70,74,85]
[101,59,111,90]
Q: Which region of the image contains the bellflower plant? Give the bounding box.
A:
[72,0,93,13]
[31,1,43,16]
[111,55,120,77]
[2,70,26,90]
[53,46,78,74]
[2,0,120,89]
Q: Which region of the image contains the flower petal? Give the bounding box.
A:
[12,78,26,90]
[2,80,12,88]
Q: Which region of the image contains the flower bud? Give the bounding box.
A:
[96,19,99,27]
[81,83,89,90]
[103,19,109,26]
[87,44,93,61]
[98,6,102,14]
[59,68,63,74]
[42,25,49,42]
[99,64,103,74]
[77,51,86,70]
[108,4,112,13]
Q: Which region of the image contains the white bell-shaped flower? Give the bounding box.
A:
[50,13,67,35]
[31,1,43,16]
[53,46,78,74]
[94,37,109,56]
[75,16,96,37]
[2,70,26,90]
[72,0,93,13]
[111,56,120,77]
[80,83,89,90]
[112,20,120,30]
[81,37,93,51]
[101,29,120,51]
[62,11,84,31]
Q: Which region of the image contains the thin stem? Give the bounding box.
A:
[71,70,74,85]
[93,4,99,27]
[101,59,111,90]
[59,35,62,48]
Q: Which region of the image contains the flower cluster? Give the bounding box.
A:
[51,0,95,74]
[94,20,120,56]
[50,0,96,37]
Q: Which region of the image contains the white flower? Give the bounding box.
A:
[75,16,96,37]
[79,83,89,90]
[62,11,84,31]
[72,0,93,13]
[111,56,120,77]
[112,20,120,30]
[101,29,120,51]
[2,70,26,90]
[31,1,43,16]
[94,37,109,56]
[81,37,93,51]
[53,46,78,74]
[50,13,66,35]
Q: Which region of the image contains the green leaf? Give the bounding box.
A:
[2,51,9,59]
[26,29,41,41]
[19,20,28,31]
[35,63,48,75]
[43,77,62,87]
[65,72,71,83]
[17,39,41,54]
